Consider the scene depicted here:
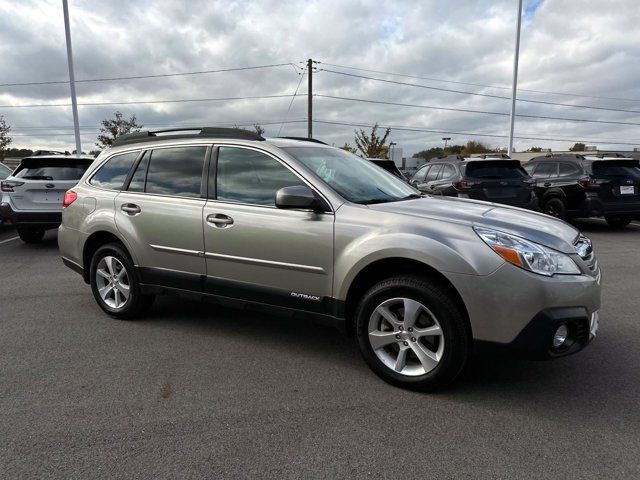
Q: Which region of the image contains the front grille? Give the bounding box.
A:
[574,235,598,274]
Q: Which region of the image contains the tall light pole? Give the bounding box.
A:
[507,0,523,157]
[62,0,82,156]
[442,137,451,155]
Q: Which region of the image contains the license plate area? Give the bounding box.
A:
[620,185,635,195]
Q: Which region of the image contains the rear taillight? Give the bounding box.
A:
[1,180,24,192]
[62,190,78,208]
[523,179,536,190]
[453,180,473,191]
[578,177,608,189]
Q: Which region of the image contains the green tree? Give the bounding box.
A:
[528,147,543,152]
[0,116,12,158]
[461,140,491,155]
[354,123,391,158]
[415,147,443,159]
[253,123,265,136]
[96,111,142,148]
[569,142,586,151]
[340,142,358,154]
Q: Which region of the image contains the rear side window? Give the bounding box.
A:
[440,164,457,180]
[14,158,93,181]
[216,147,304,205]
[465,161,527,179]
[531,162,557,178]
[145,147,207,198]
[558,162,581,176]
[592,161,640,179]
[90,151,139,190]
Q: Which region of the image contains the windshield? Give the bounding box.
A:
[283,146,418,204]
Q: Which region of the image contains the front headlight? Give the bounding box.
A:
[474,226,581,277]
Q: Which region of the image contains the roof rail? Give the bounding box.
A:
[589,152,628,158]
[474,153,511,159]
[436,154,466,161]
[112,127,265,147]
[277,136,328,145]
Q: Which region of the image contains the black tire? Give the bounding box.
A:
[355,275,470,392]
[17,227,45,243]
[542,197,568,220]
[605,216,633,229]
[89,242,154,319]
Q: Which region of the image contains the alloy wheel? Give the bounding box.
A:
[95,256,130,309]
[367,297,445,376]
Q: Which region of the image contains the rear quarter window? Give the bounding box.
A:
[14,159,93,181]
[90,151,140,190]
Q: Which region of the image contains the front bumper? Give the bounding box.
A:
[479,307,599,359]
[446,261,601,351]
[0,202,62,227]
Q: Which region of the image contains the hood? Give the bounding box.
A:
[367,196,579,253]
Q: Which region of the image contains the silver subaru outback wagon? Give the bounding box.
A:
[59,128,601,391]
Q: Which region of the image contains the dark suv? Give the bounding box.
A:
[410,155,538,210]
[523,154,640,228]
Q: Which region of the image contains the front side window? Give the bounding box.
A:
[90,151,139,189]
[426,164,442,181]
[145,147,206,198]
[284,146,418,204]
[216,147,304,205]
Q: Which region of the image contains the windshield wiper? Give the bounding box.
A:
[359,194,423,205]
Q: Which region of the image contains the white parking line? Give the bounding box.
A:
[0,236,20,245]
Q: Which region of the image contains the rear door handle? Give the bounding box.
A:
[543,182,552,187]
[121,203,141,215]
[206,213,234,228]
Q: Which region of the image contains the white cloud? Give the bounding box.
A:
[1,0,639,154]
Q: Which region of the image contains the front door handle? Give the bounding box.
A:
[430,184,436,189]
[206,213,234,228]
[543,182,552,187]
[121,203,141,215]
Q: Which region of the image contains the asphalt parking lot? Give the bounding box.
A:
[1,221,639,479]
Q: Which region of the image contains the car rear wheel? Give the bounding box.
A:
[355,275,470,391]
[543,197,567,220]
[90,243,154,319]
[605,216,633,228]
[17,227,45,243]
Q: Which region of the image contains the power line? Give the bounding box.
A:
[320,62,640,103]
[0,63,295,87]
[313,119,640,146]
[0,94,304,108]
[315,94,640,127]
[321,68,640,114]
[278,66,306,136]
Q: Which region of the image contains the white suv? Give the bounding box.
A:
[1,154,94,242]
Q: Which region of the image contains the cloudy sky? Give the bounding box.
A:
[1,0,639,155]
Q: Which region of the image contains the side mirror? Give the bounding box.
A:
[276,185,325,212]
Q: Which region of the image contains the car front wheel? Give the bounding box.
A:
[90,243,154,319]
[355,275,470,391]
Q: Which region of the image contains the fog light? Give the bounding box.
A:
[553,324,568,348]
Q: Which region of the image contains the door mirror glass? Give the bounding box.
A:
[275,185,323,211]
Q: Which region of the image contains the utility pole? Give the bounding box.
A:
[442,137,451,155]
[307,58,313,138]
[62,0,82,156]
[508,0,523,157]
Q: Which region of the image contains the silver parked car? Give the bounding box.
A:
[58,128,601,390]
[1,154,95,242]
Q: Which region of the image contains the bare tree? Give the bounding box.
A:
[96,111,142,148]
[354,123,391,158]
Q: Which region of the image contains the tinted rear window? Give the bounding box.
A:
[145,146,206,198]
[14,159,93,181]
[592,161,640,179]
[464,161,527,179]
